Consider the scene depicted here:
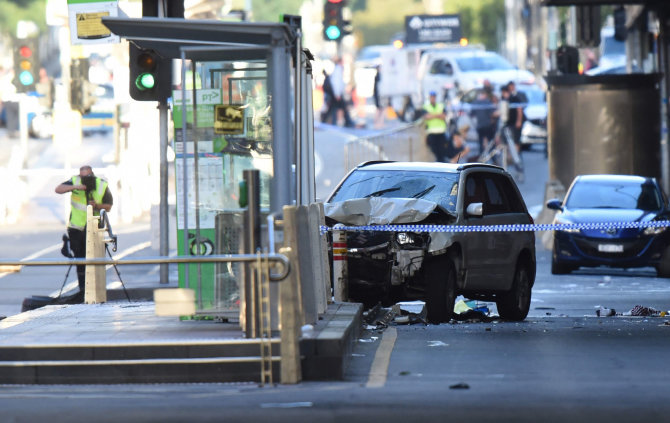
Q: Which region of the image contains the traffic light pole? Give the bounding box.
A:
[159,101,169,284]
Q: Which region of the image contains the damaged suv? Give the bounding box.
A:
[325,161,536,322]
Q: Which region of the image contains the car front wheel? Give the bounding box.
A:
[496,263,532,321]
[551,248,573,275]
[425,256,457,324]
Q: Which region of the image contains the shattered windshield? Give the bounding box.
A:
[328,169,460,213]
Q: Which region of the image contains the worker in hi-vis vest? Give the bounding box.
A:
[55,165,113,300]
[423,90,448,162]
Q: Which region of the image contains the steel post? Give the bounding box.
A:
[159,101,169,284]
[270,31,293,213]
[244,170,261,338]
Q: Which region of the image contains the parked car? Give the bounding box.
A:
[599,26,626,70]
[82,83,115,135]
[518,85,547,148]
[586,63,642,75]
[418,49,535,103]
[547,174,670,276]
[325,161,536,322]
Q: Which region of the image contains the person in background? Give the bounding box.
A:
[505,81,525,156]
[327,57,354,127]
[373,65,384,128]
[423,90,448,162]
[320,69,335,123]
[55,165,113,301]
[445,123,471,163]
[471,79,498,155]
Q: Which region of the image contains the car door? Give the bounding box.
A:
[461,172,498,289]
[477,173,520,289]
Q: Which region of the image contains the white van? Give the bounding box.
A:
[418,50,536,103]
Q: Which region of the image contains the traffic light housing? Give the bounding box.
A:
[70,58,96,114]
[323,0,347,41]
[129,44,171,101]
[556,45,579,74]
[13,37,39,93]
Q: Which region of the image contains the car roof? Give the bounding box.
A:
[356,161,503,173]
[428,49,501,59]
[574,174,655,184]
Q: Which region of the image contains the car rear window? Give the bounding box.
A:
[328,169,460,212]
[565,180,663,211]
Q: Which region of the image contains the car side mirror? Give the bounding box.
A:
[466,202,483,216]
[546,199,563,211]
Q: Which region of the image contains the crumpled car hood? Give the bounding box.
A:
[324,197,438,226]
[325,197,454,253]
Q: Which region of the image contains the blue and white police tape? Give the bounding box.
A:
[319,220,670,236]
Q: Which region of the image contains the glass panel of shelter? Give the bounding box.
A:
[174,58,275,317]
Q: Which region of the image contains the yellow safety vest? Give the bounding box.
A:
[423,102,447,134]
[69,176,108,230]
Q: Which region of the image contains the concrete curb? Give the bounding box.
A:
[302,302,363,380]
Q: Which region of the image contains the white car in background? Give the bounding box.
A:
[418,50,536,103]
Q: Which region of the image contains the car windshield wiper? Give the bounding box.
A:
[412,185,436,198]
[364,187,400,198]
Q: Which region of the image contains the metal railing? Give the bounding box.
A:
[0,254,290,281]
[344,121,432,171]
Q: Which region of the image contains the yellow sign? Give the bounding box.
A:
[214,105,245,135]
[76,12,111,39]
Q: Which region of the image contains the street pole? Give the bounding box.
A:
[159,101,169,284]
[158,0,169,284]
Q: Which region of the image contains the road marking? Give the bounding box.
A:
[0,244,61,279]
[366,326,397,388]
[260,402,313,409]
[48,240,152,297]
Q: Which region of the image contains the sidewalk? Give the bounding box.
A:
[0,292,362,384]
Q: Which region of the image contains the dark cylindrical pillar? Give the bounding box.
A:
[244,170,261,338]
[546,74,662,190]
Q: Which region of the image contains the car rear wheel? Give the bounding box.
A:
[496,263,532,321]
[425,256,457,324]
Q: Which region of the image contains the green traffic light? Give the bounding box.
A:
[18,70,34,86]
[325,25,341,40]
[135,73,155,91]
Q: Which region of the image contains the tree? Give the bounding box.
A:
[0,0,46,37]
[352,0,505,50]
[250,0,303,23]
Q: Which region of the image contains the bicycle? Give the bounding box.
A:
[477,126,524,182]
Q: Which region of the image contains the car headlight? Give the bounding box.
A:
[643,225,667,235]
[396,232,415,245]
[555,218,580,233]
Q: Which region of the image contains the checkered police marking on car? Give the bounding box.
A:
[319,220,670,236]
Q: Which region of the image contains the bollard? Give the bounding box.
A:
[85,205,107,304]
[279,205,303,384]
[332,223,348,302]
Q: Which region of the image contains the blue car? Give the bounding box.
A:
[547,175,670,276]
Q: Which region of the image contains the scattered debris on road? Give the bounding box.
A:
[594,304,669,317]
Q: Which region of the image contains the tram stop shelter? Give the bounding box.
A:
[102,17,317,319]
